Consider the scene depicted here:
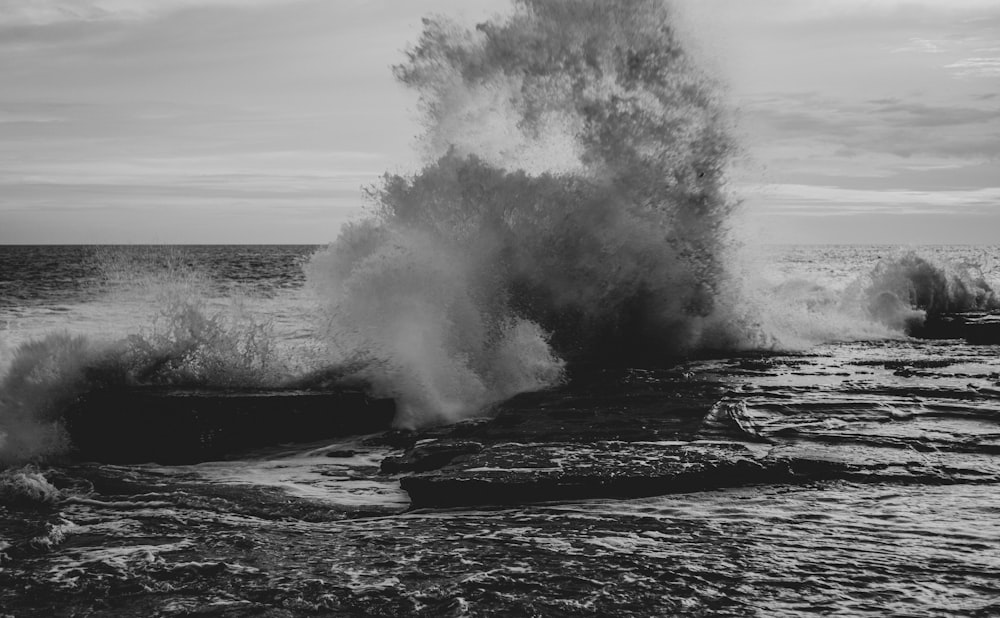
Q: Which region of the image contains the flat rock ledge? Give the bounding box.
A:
[67,387,396,464]
[916,312,1000,343]
[392,365,1000,509]
[398,439,1000,509]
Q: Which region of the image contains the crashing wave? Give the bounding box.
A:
[306,0,749,426]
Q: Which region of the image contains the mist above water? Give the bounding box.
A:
[306,0,756,426]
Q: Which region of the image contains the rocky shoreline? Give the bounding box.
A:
[61,334,1000,510]
[381,345,1000,509]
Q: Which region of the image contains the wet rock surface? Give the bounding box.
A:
[66,388,396,465]
[3,340,1000,616]
[396,343,1000,508]
[917,311,1000,344]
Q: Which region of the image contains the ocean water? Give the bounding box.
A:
[4,0,1000,615]
[0,245,316,366]
[1,243,998,617]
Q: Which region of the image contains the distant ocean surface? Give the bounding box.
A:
[2,242,996,328]
[2,243,999,616]
[0,245,314,346]
[3,244,998,360]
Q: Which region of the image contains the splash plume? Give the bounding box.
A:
[307,0,747,426]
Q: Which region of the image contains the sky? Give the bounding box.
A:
[0,0,997,244]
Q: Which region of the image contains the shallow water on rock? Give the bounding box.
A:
[3,337,999,616]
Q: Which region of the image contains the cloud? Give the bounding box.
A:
[0,0,304,26]
[892,38,948,54]
[946,57,1000,77]
[749,183,1000,217]
[0,110,65,123]
[883,19,1000,79]
[872,101,1000,127]
[685,0,1000,37]
[741,92,1000,163]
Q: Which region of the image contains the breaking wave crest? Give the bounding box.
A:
[755,249,1000,347]
[860,251,999,329]
[0,249,288,465]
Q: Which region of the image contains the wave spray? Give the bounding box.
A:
[0,249,287,465]
[306,0,752,427]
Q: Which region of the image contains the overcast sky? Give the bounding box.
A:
[1,0,998,244]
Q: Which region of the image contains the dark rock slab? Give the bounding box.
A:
[390,353,1000,508]
[916,312,1000,344]
[400,441,781,508]
[65,387,395,464]
[964,314,1000,344]
[456,369,727,445]
[381,440,484,473]
[385,369,750,508]
[399,434,1000,509]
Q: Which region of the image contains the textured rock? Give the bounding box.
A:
[392,357,1000,509]
[381,440,484,473]
[917,312,1000,343]
[66,388,395,464]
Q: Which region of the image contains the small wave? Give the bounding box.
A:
[859,251,999,329]
[30,518,80,550]
[751,249,1000,346]
[0,465,62,505]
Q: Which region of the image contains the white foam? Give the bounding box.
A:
[46,539,195,587]
[189,439,409,510]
